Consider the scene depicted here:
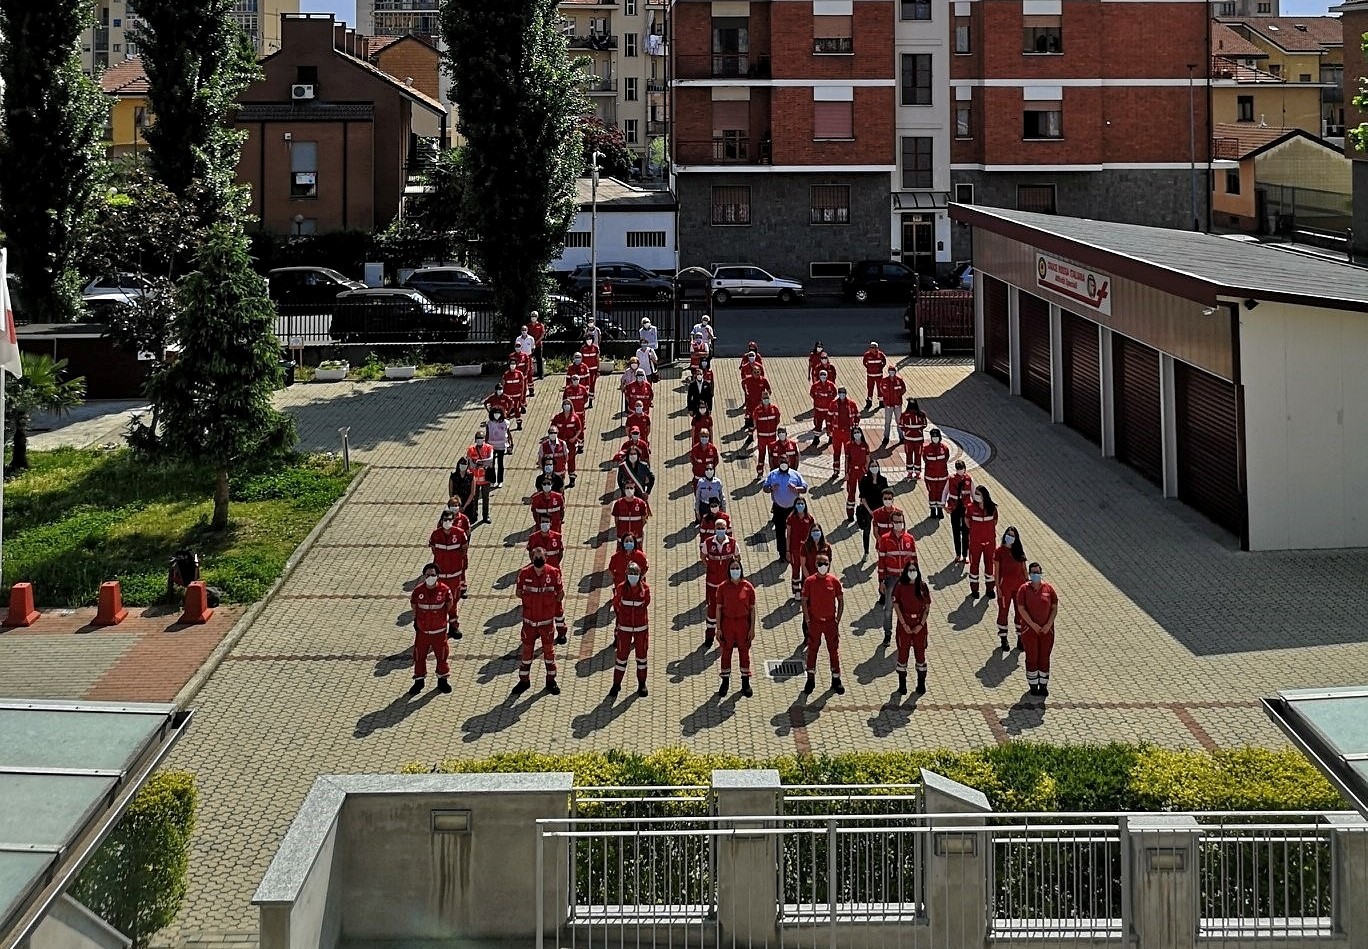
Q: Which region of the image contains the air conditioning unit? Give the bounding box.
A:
[291,84,315,100]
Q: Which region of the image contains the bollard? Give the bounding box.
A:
[339,426,351,473]
[93,581,129,626]
[4,582,40,627]
[178,581,214,625]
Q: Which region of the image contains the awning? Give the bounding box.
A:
[893,191,951,211]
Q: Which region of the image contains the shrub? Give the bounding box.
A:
[72,771,197,949]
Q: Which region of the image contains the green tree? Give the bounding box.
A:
[441,0,586,340]
[0,1,107,323]
[149,226,294,529]
[579,114,633,179]
[130,0,260,226]
[1351,33,1368,153]
[4,354,87,470]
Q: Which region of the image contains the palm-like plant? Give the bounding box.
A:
[5,353,86,470]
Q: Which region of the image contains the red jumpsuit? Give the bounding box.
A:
[739,350,765,383]
[742,372,770,425]
[549,414,582,474]
[410,580,455,680]
[802,571,844,676]
[562,381,590,418]
[808,350,826,382]
[891,581,932,678]
[862,346,888,401]
[872,503,902,540]
[527,528,568,636]
[529,489,565,532]
[516,563,563,683]
[502,367,528,419]
[814,358,837,385]
[692,413,715,448]
[528,318,546,359]
[898,409,928,476]
[876,373,905,410]
[1015,582,1059,691]
[699,509,732,539]
[615,435,651,464]
[611,579,651,689]
[800,539,834,579]
[844,436,872,517]
[428,525,469,619]
[785,510,815,590]
[701,534,737,635]
[994,547,1029,639]
[966,501,999,594]
[612,495,648,539]
[829,397,860,475]
[510,349,534,393]
[483,391,514,418]
[625,407,652,443]
[922,441,951,514]
[717,578,756,679]
[608,544,649,587]
[877,531,919,632]
[623,379,654,413]
[538,436,571,481]
[691,442,721,479]
[810,379,836,433]
[752,401,781,472]
[771,437,800,472]
[579,342,601,393]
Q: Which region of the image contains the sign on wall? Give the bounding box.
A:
[1035,251,1112,316]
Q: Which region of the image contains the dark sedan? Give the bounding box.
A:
[562,262,675,301]
[842,260,937,304]
[329,288,471,343]
[400,266,496,305]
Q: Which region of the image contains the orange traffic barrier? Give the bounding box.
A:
[178,581,213,625]
[4,583,40,627]
[93,581,128,626]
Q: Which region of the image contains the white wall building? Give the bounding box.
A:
[552,177,678,274]
[891,0,953,278]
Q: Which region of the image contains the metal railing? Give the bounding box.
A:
[569,33,618,51]
[990,817,1124,938]
[674,137,770,165]
[1196,814,1335,937]
[583,76,617,94]
[675,53,771,80]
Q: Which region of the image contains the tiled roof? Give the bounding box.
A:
[337,47,447,114]
[1219,16,1343,52]
[99,57,148,95]
[361,35,405,57]
[1212,122,1296,159]
[1211,21,1267,58]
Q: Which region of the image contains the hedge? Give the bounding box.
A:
[71,771,197,949]
[403,744,1343,812]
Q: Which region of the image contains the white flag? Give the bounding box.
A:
[0,249,22,379]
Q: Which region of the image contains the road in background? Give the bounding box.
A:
[704,301,908,357]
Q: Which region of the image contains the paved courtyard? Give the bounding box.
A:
[9,314,1368,949]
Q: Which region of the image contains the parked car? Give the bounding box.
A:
[562,262,675,301]
[957,265,974,291]
[710,265,805,305]
[842,260,938,304]
[400,266,495,305]
[267,266,365,312]
[82,273,152,318]
[542,294,628,343]
[329,288,470,343]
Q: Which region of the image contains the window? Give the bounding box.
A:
[900,136,933,189]
[565,232,592,248]
[901,54,932,106]
[955,103,972,138]
[626,231,667,248]
[1237,95,1254,122]
[1214,1,1235,12]
[711,17,749,77]
[1299,73,1312,83]
[133,105,147,131]
[954,17,971,53]
[626,0,636,13]
[811,261,853,278]
[813,96,853,139]
[813,15,853,54]
[289,140,317,198]
[625,77,638,101]
[1268,64,1282,77]
[712,185,751,225]
[1225,169,1241,195]
[1016,184,1056,214]
[900,0,931,20]
[1256,1,1270,10]
[112,43,120,51]
[1023,102,1063,139]
[954,183,974,205]
[296,65,317,85]
[1022,16,1061,53]
[625,118,639,144]
[296,217,317,235]
[810,185,850,224]
[625,32,638,56]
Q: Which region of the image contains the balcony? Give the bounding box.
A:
[1212,137,1243,161]
[646,78,666,93]
[93,27,110,51]
[813,37,853,55]
[568,33,617,51]
[674,136,771,165]
[675,54,771,81]
[584,76,617,94]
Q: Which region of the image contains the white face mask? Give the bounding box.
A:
[445,505,457,513]
[539,522,550,532]
[714,529,727,540]
[704,467,715,478]
[628,454,639,463]
[779,463,789,472]
[817,563,830,575]
[778,432,788,441]
[624,540,635,551]
[625,488,635,497]
[562,404,571,413]
[543,465,554,474]
[424,576,437,588]
[627,573,640,585]
[811,530,822,541]
[440,519,453,530]
[729,568,742,580]
[892,522,905,533]
[700,436,710,445]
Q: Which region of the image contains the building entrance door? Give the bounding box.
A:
[901,214,935,277]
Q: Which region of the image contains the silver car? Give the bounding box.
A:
[710,265,805,306]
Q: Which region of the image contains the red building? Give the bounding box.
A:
[949,0,1211,258]
[671,0,897,286]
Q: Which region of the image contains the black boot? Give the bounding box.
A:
[512,678,530,696]
[718,676,730,697]
[832,676,845,695]
[1000,636,1010,652]
[448,623,462,640]
[555,631,568,645]
[897,672,908,695]
[1029,684,1041,696]
[437,677,452,694]
[408,678,424,696]
[803,672,815,695]
[703,631,715,650]
[608,681,621,698]
[915,671,926,695]
[883,630,892,647]
[740,675,753,698]
[969,585,979,599]
[546,678,561,695]
[637,681,649,697]
[1015,636,1023,651]
[1039,684,1049,698]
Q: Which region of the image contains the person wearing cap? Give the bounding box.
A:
[695,464,726,522]
[763,457,809,562]
[634,341,658,382]
[623,367,654,416]
[810,369,837,443]
[1014,562,1058,698]
[625,399,652,443]
[409,563,456,695]
[464,429,494,523]
[528,311,546,379]
[945,460,974,565]
[579,336,601,404]
[610,561,652,698]
[801,548,845,696]
[527,513,568,643]
[877,365,908,448]
[923,428,951,519]
[514,547,564,696]
[828,384,861,478]
[639,316,659,354]
[898,398,929,480]
[862,340,888,410]
[692,314,716,354]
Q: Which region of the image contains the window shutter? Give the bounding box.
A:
[711,101,750,134]
[814,14,852,36]
[813,101,853,139]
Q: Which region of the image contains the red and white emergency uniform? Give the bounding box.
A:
[611,579,651,690]
[410,580,455,681]
[802,570,844,677]
[516,563,563,684]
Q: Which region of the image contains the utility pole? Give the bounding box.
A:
[1187,63,1198,232]
[591,150,602,326]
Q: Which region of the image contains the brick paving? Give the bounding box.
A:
[13,352,1367,949]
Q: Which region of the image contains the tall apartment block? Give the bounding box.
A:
[948,0,1211,258]
[81,0,298,73]
[357,0,441,36]
[1211,0,1278,16]
[893,0,952,277]
[670,0,896,281]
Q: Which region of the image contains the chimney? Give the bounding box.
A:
[282,13,336,53]
[346,29,357,55]
[333,22,346,51]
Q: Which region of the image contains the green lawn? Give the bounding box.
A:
[2,448,356,607]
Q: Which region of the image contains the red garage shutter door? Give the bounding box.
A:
[1112,335,1163,486]
[983,275,1009,384]
[1175,362,1243,535]
[1018,292,1051,413]
[1061,311,1101,444]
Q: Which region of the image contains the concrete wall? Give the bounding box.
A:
[554,207,678,273]
[27,896,130,949]
[1238,300,1368,550]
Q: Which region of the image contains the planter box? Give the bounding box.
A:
[383,366,417,380]
[314,364,348,382]
[451,365,482,377]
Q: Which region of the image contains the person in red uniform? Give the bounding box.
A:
[862,340,888,409]
[771,426,800,473]
[801,552,845,696]
[741,364,770,434]
[829,386,860,477]
[877,366,908,448]
[579,337,601,402]
[807,342,827,382]
[700,523,737,646]
[751,392,782,475]
[465,431,494,523]
[514,548,564,695]
[611,485,649,539]
[877,513,918,639]
[922,428,951,519]
[501,359,528,427]
[699,497,731,538]
[945,460,974,564]
[739,342,765,379]
[562,375,590,421]
[1015,563,1059,698]
[898,399,928,480]
[409,562,455,695]
[528,311,547,379]
[615,427,651,464]
[623,370,654,415]
[993,527,1029,652]
[609,564,651,698]
[692,403,715,448]
[538,426,571,486]
[608,534,649,588]
[890,562,932,695]
[550,403,583,486]
[529,479,565,533]
[483,383,515,420]
[428,511,468,638]
[527,515,568,643]
[691,430,720,480]
[717,557,757,697]
[784,498,815,597]
[809,370,836,441]
[967,486,999,599]
[843,428,872,521]
[625,400,652,443]
[815,353,837,386]
[689,333,709,371]
[871,486,903,542]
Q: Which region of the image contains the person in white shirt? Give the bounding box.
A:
[515,326,535,357]
[619,356,641,412]
[484,408,513,486]
[695,467,726,522]
[585,319,602,348]
[639,318,659,353]
[691,314,716,354]
[634,344,658,379]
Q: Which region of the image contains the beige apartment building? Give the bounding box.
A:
[80,0,299,74]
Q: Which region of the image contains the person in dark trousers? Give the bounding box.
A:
[762,462,809,562]
[448,457,480,529]
[617,449,656,498]
[855,462,892,559]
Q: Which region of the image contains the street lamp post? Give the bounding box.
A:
[293,213,305,237]
[590,150,602,327]
[1187,63,1198,232]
